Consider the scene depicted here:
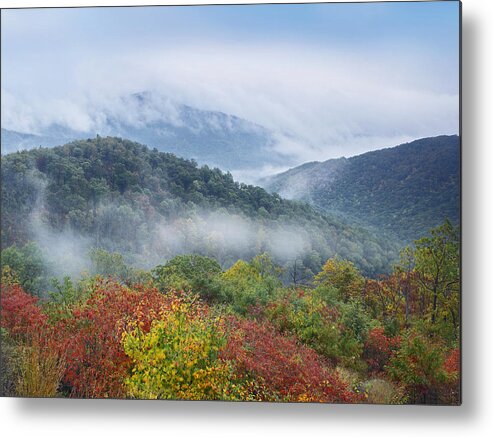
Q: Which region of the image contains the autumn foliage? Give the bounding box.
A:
[363,327,401,374]
[1,223,460,404]
[1,283,48,342]
[52,279,182,398]
[221,317,360,403]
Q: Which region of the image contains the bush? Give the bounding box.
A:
[363,327,400,374]
[220,254,281,314]
[52,279,181,398]
[386,330,452,404]
[1,242,50,296]
[123,301,244,400]
[152,254,222,302]
[221,317,360,403]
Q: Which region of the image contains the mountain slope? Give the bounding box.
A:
[1,93,292,176]
[261,135,460,242]
[1,137,402,277]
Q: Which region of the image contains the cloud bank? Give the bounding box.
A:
[2,8,459,164]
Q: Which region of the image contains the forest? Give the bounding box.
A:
[0,137,460,404]
[262,135,460,243]
[1,137,400,279]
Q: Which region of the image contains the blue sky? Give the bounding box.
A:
[1,1,460,161]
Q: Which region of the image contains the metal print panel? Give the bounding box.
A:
[0,1,461,404]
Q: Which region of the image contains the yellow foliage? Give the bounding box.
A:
[122,302,245,401]
[314,257,364,301]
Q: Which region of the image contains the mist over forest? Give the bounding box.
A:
[1,136,404,291]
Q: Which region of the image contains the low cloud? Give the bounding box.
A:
[2,42,459,165]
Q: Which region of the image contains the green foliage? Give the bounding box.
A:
[152,254,222,302]
[220,253,282,314]
[0,242,50,296]
[264,135,460,244]
[265,289,341,362]
[264,288,368,372]
[44,276,93,323]
[89,248,151,285]
[387,330,451,404]
[1,136,402,276]
[413,219,460,336]
[314,257,365,302]
[340,299,372,344]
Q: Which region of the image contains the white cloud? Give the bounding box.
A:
[2,41,459,163]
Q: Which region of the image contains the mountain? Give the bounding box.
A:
[1,136,401,277]
[260,135,460,243]
[1,92,293,177]
[2,129,62,155]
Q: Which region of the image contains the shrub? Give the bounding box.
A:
[314,257,365,302]
[1,282,47,342]
[0,242,50,296]
[220,254,281,314]
[221,317,360,403]
[123,301,244,400]
[152,254,222,302]
[1,282,64,397]
[52,278,180,398]
[386,330,451,404]
[363,327,401,374]
[364,379,405,405]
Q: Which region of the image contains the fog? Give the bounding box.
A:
[25,187,317,280]
[2,42,459,166]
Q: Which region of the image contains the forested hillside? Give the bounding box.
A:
[1,136,400,279]
[1,136,460,404]
[261,135,460,243]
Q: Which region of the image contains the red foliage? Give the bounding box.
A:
[1,283,48,342]
[363,327,401,374]
[53,279,182,398]
[438,348,460,405]
[221,316,360,403]
[444,348,460,376]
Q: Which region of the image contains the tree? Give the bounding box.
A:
[221,253,281,314]
[1,242,50,296]
[413,220,460,336]
[314,257,365,302]
[387,330,452,404]
[152,254,222,302]
[287,258,312,287]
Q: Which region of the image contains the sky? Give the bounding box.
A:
[1,1,460,163]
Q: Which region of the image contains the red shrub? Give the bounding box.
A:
[363,327,401,374]
[439,348,460,405]
[53,279,183,398]
[1,283,48,342]
[444,348,460,376]
[221,317,360,403]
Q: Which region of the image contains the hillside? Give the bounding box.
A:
[1,92,293,176]
[1,136,401,278]
[261,135,460,243]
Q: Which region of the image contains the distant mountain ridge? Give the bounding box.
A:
[260,135,460,243]
[1,92,294,174]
